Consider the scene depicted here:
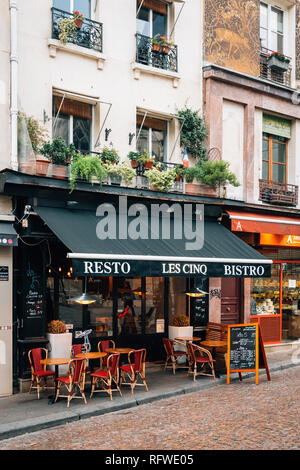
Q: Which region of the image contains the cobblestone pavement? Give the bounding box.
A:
[1,366,299,450]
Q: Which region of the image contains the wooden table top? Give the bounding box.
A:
[40,358,70,366]
[200,340,227,347]
[106,347,135,354]
[75,351,107,360]
[175,337,202,342]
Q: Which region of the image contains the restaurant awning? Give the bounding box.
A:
[0,222,18,247]
[227,210,300,236]
[35,204,272,278]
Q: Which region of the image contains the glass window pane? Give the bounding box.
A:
[136,6,150,36]
[271,7,283,33]
[260,3,268,29]
[73,116,91,153]
[262,161,269,180]
[58,278,83,328]
[152,129,165,162]
[136,126,149,155]
[272,163,286,183]
[153,12,167,37]
[260,28,268,48]
[53,0,70,11]
[168,278,186,324]
[117,278,142,335]
[86,277,113,338]
[262,138,269,160]
[145,278,165,334]
[251,264,280,315]
[53,114,69,144]
[74,0,91,19]
[272,141,286,163]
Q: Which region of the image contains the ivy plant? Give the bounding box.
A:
[175,107,207,162]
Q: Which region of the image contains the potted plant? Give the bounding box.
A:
[127,151,141,169]
[47,320,72,375]
[35,156,50,177]
[18,112,49,175]
[144,166,177,192]
[73,10,84,29]
[69,154,108,192]
[58,17,78,44]
[100,146,120,165]
[196,160,240,198]
[174,164,184,182]
[40,137,75,179]
[149,34,162,52]
[104,162,136,186]
[267,51,290,72]
[159,36,174,54]
[139,151,155,169]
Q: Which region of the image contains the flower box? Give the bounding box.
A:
[267,54,290,72]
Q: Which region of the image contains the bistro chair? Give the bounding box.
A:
[187,342,216,381]
[97,339,116,369]
[90,353,122,400]
[54,358,87,407]
[119,349,148,394]
[28,348,55,399]
[162,338,189,375]
[70,343,91,376]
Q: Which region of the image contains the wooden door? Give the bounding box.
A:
[221,278,242,324]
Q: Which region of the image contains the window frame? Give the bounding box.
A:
[260,2,286,54]
[136,1,169,38]
[53,0,91,19]
[262,133,288,184]
[136,121,168,162]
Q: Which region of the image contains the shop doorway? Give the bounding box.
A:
[221,278,242,324]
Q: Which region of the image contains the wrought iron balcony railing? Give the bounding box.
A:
[259,179,298,207]
[51,7,103,53]
[259,47,292,87]
[136,34,178,72]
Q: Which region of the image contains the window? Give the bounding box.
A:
[260,2,284,52]
[136,115,167,162]
[52,96,92,153]
[136,0,168,38]
[53,0,91,19]
[262,133,287,184]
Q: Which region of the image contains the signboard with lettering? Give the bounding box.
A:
[260,233,300,247]
[0,266,9,281]
[72,259,271,278]
[227,323,270,385]
[192,278,209,327]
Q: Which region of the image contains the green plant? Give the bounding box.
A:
[100,147,120,164]
[267,51,290,63]
[47,320,67,334]
[58,17,77,44]
[197,160,240,196]
[149,34,162,46]
[172,314,189,327]
[104,162,136,186]
[159,35,174,47]
[127,151,141,162]
[144,167,177,192]
[183,166,201,183]
[175,107,207,162]
[40,137,76,165]
[18,112,49,153]
[73,10,85,22]
[70,154,108,192]
[139,150,154,164]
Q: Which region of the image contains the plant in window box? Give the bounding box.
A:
[69,154,108,192]
[58,17,78,44]
[104,162,136,186]
[139,151,155,169]
[196,160,240,198]
[267,51,290,72]
[40,137,74,179]
[159,36,174,54]
[73,10,85,29]
[149,34,162,52]
[127,151,141,168]
[100,146,120,165]
[144,166,177,193]
[174,164,184,182]
[18,112,49,176]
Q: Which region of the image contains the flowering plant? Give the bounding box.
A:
[159,36,174,47]
[267,51,290,63]
[73,10,85,22]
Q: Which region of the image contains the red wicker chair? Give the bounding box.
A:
[28,348,55,399]
[54,358,87,407]
[90,353,122,400]
[163,338,188,374]
[97,339,115,369]
[187,342,216,381]
[119,349,148,394]
[70,344,91,376]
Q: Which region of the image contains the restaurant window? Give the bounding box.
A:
[168,278,186,324]
[85,277,114,337]
[117,278,142,335]
[53,0,91,19]
[262,133,287,184]
[136,115,167,162]
[251,263,281,316]
[145,277,165,334]
[52,96,92,153]
[136,0,168,38]
[260,2,284,52]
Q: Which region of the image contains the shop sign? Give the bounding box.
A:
[72,259,271,278]
[0,266,8,281]
[260,233,300,247]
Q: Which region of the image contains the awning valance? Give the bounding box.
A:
[0,222,18,247]
[35,204,271,278]
[227,210,300,236]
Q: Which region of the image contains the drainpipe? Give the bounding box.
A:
[10,0,18,170]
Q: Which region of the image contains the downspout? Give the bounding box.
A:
[10,0,18,170]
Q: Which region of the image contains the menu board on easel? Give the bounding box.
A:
[227,323,271,385]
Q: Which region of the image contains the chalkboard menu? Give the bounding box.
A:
[192,278,209,327]
[25,263,43,317]
[0,266,9,281]
[229,324,257,370]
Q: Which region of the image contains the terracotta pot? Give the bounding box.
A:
[19,161,36,174]
[131,160,139,168]
[145,161,154,169]
[161,46,169,54]
[35,158,50,177]
[152,44,160,52]
[74,18,83,28]
[52,165,67,179]
[185,182,217,197]
[175,174,181,182]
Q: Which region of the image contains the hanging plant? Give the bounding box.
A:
[104,162,136,186]
[58,17,78,44]
[69,154,108,192]
[175,107,207,162]
[144,167,177,193]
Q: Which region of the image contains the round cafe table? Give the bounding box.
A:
[75,351,107,374]
[40,357,70,404]
[106,347,135,355]
[175,337,202,343]
[200,340,227,378]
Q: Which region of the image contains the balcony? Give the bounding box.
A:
[260,47,292,87]
[51,7,103,52]
[136,33,178,73]
[259,179,298,207]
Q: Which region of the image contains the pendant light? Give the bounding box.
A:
[71,277,96,305]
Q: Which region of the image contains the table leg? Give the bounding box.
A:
[48,365,59,405]
[212,347,221,379]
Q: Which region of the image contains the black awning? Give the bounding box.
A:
[35,204,272,278]
[0,222,18,247]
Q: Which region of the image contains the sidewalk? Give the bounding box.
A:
[0,344,299,441]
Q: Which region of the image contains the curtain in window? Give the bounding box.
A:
[138,0,167,15]
[136,114,166,131]
[54,97,92,120]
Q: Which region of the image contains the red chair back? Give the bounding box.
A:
[132,349,146,373]
[29,348,46,373]
[98,340,115,367]
[163,338,174,356]
[70,359,86,384]
[71,344,86,358]
[107,353,120,379]
[187,342,196,363]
